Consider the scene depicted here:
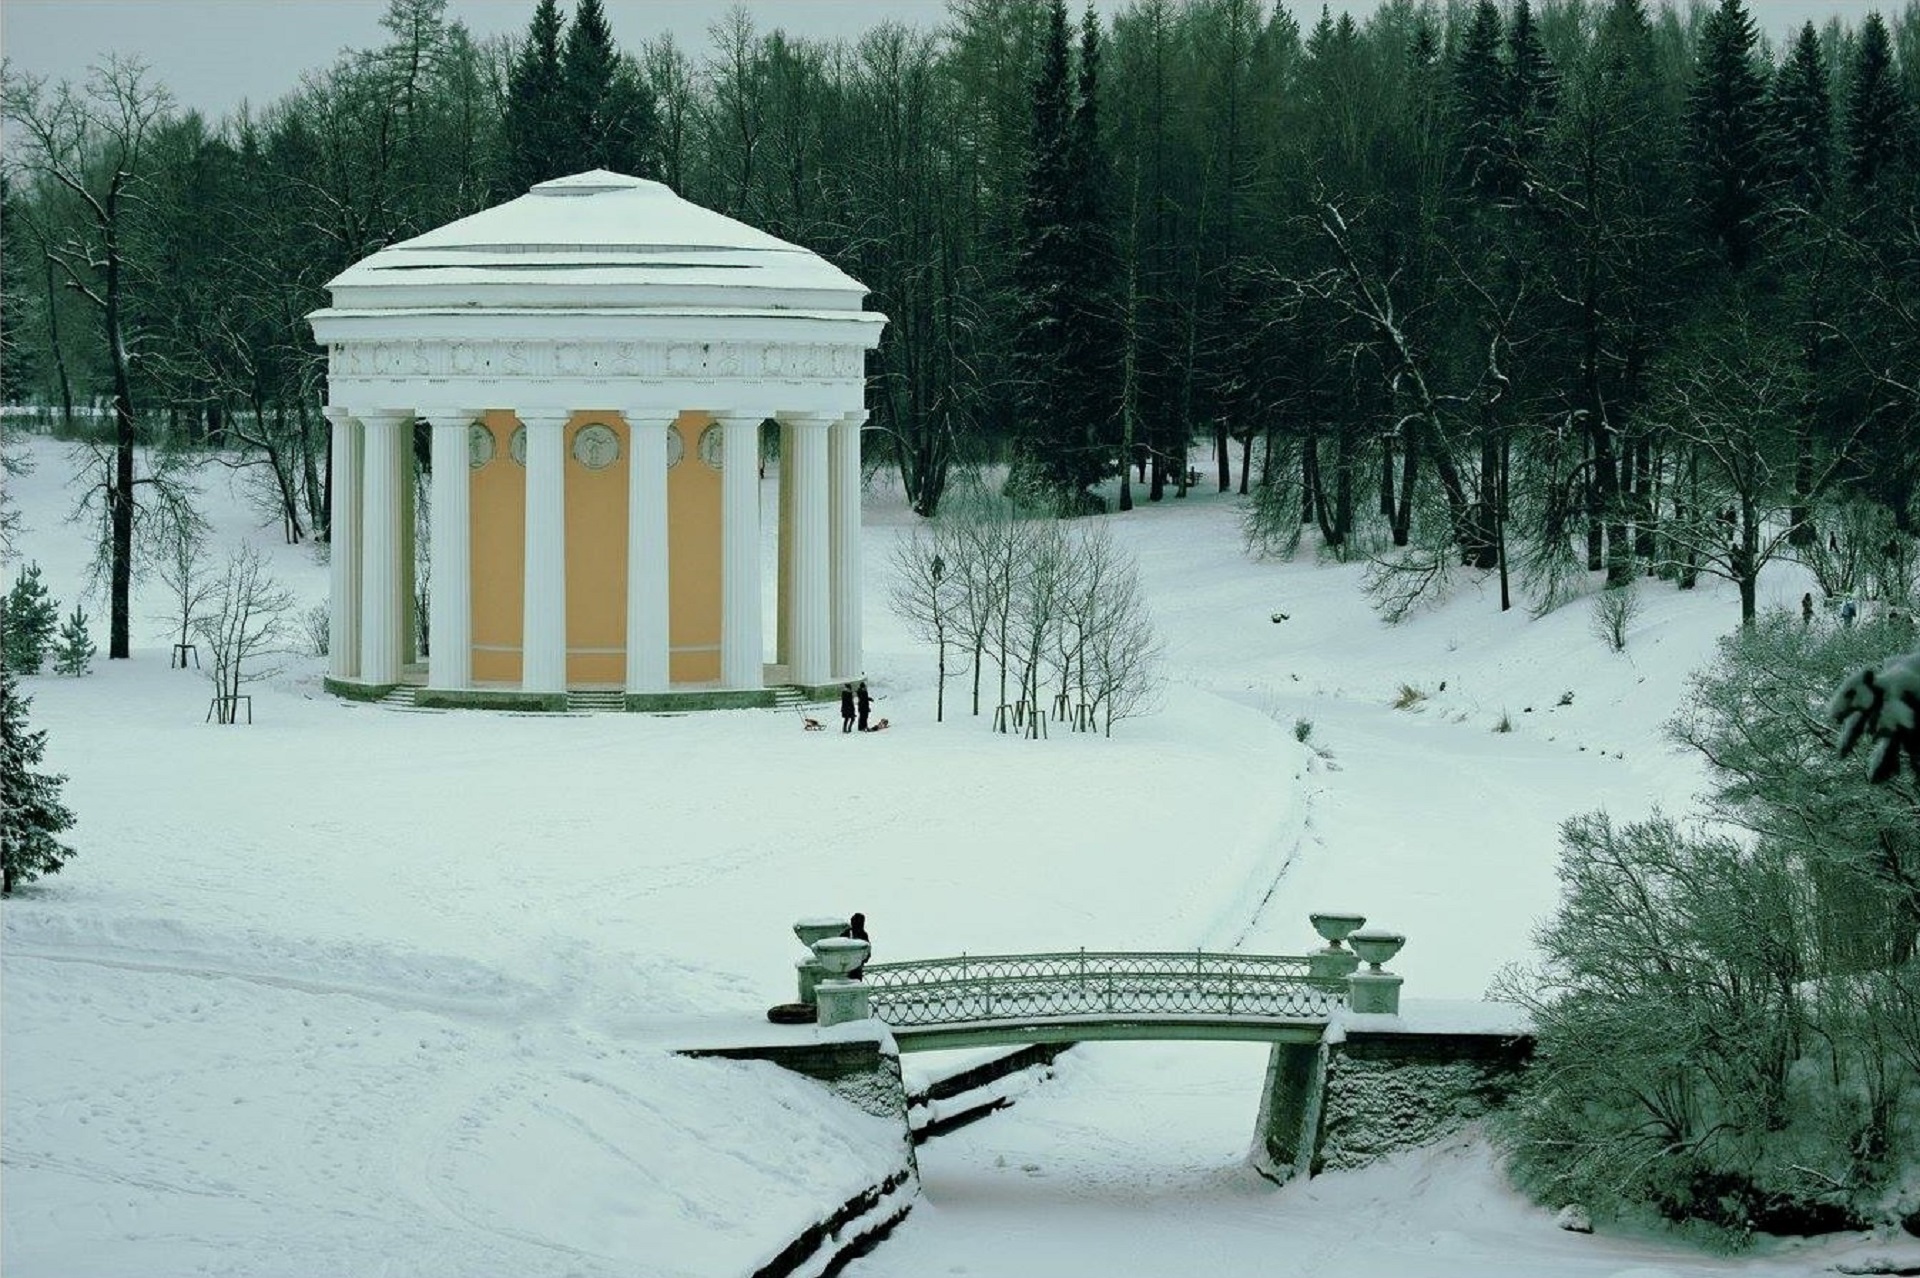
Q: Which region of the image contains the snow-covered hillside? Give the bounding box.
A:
[4,434,1906,1277]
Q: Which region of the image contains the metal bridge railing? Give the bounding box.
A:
[860,949,1344,1028]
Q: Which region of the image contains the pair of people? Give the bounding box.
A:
[838,681,874,733]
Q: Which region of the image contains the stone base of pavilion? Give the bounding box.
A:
[324,666,859,713]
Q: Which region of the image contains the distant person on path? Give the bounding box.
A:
[1802,592,1815,624]
[843,912,869,979]
[840,684,856,733]
[1842,599,1858,627]
[856,681,873,732]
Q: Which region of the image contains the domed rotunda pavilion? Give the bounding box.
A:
[310,171,885,710]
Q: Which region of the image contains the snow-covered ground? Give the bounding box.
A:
[4,434,1910,1276]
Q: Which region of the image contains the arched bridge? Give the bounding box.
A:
[857,949,1352,1053]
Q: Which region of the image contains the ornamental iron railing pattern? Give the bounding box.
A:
[860,950,1342,1028]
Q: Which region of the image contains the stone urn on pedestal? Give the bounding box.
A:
[768,916,851,1024]
[792,916,848,1005]
[1308,911,1368,982]
[812,936,873,1028]
[1346,929,1405,1015]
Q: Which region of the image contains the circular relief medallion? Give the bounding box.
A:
[698,424,724,470]
[571,423,620,470]
[468,423,495,470]
[666,425,686,469]
[509,425,528,466]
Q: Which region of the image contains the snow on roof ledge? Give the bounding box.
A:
[528,169,658,197]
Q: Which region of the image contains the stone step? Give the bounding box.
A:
[567,690,627,714]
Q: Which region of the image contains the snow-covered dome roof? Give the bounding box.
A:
[320,170,870,313]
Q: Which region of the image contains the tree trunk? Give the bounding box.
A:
[1334,424,1354,547]
[1392,421,1418,547]
[1789,424,1814,547]
[104,180,136,661]
[42,255,74,435]
[296,397,325,537]
[1379,433,1396,518]
[1496,430,1512,611]
[1301,429,1317,524]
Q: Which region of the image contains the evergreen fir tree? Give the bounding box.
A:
[0,666,77,896]
[1010,0,1081,503]
[1506,0,1557,179]
[3,562,60,675]
[501,0,565,192]
[1771,22,1831,207]
[1844,13,1913,194]
[1057,2,1121,502]
[1453,0,1507,199]
[52,606,95,677]
[1687,0,1773,272]
[558,0,659,178]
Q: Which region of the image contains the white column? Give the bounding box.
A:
[325,407,362,681]
[400,446,417,666]
[424,410,476,691]
[359,410,409,685]
[785,414,833,687]
[776,420,794,667]
[625,412,672,693]
[829,411,867,681]
[521,410,569,694]
[718,412,765,689]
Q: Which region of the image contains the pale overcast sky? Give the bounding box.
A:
[1,0,1900,121]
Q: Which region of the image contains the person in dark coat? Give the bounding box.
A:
[1802,592,1815,624]
[856,681,873,732]
[840,684,856,733]
[843,912,869,979]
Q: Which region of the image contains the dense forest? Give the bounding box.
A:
[3,0,1918,644]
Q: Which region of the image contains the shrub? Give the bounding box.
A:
[1495,615,1920,1235]
[1392,683,1427,709]
[300,602,330,658]
[1590,582,1641,652]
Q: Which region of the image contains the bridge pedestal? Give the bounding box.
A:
[1251,1013,1534,1185]
[1250,1040,1329,1184]
[817,978,872,1028]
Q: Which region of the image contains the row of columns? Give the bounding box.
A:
[326,406,867,696]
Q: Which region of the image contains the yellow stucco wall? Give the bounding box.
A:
[470,411,524,684]
[564,413,628,686]
[670,411,724,683]
[464,408,727,687]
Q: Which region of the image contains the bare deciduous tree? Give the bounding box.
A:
[887,519,966,721]
[1,58,174,659]
[195,545,293,724]
[154,505,215,665]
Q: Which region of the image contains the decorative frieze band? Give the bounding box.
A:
[329,339,864,383]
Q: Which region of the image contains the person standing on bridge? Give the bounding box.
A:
[843,912,869,979]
